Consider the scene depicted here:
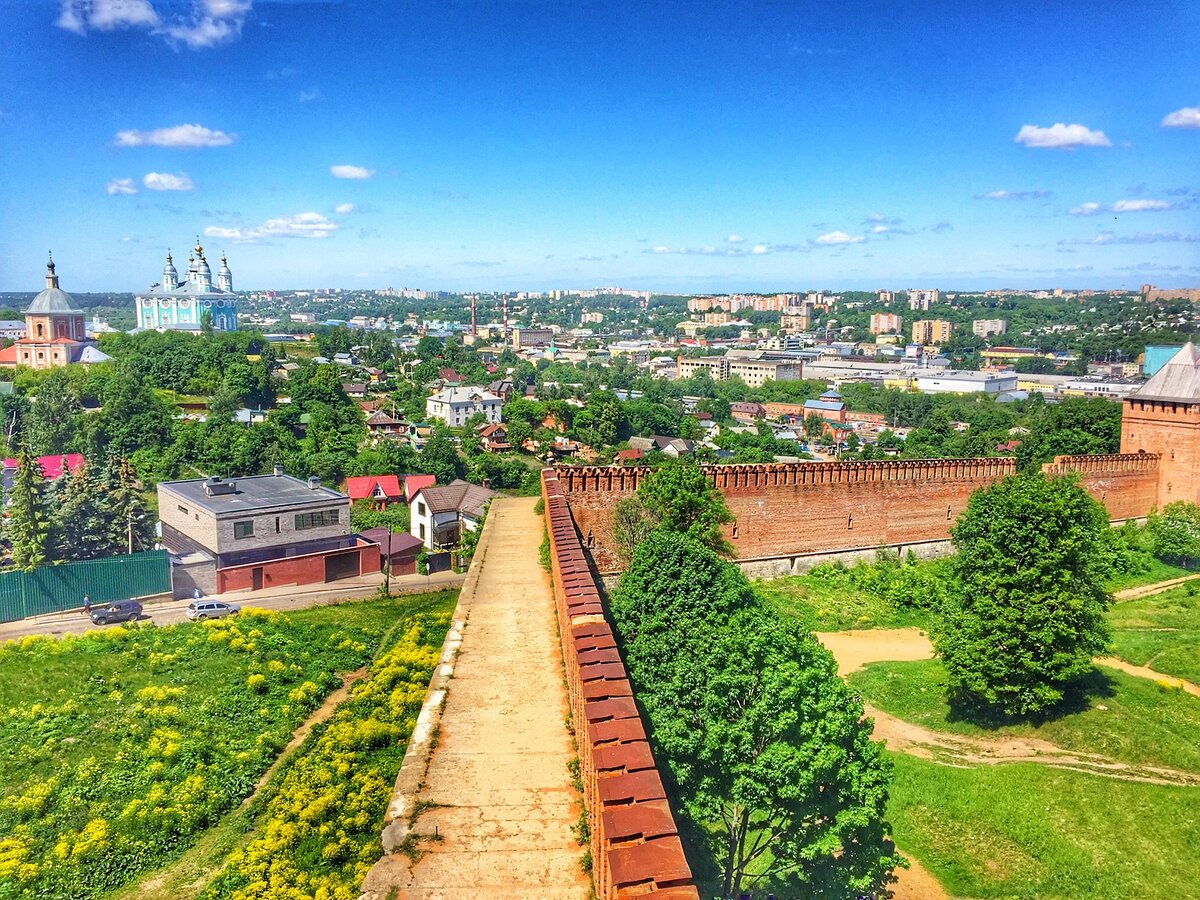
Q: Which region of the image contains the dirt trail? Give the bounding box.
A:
[1115,573,1200,601]
[123,668,369,900]
[817,629,1200,786]
[892,851,950,900]
[1095,657,1200,698]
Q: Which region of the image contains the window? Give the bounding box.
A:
[234,520,255,539]
[418,502,426,516]
[295,509,340,530]
[178,505,189,515]
[275,516,281,534]
[419,523,426,539]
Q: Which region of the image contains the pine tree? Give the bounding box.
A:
[49,463,111,561]
[6,447,50,571]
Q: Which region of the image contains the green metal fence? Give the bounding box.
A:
[0,550,172,623]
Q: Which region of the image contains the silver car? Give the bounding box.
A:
[186,600,240,621]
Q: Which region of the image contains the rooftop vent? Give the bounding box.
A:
[204,476,238,496]
[273,464,284,477]
[308,476,320,490]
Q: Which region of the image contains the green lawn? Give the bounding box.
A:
[0,590,456,899]
[888,753,1200,900]
[1109,583,1200,685]
[850,658,1200,774]
[755,569,934,632]
[1104,557,1194,592]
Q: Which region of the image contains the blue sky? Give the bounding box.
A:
[1,0,1198,293]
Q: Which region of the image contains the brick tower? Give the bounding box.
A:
[1120,342,1200,508]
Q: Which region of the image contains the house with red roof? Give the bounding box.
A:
[2,453,85,502]
[404,473,437,504]
[344,475,404,508]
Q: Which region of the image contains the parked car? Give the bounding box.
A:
[186,600,240,621]
[90,599,142,626]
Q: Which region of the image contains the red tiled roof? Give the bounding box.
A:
[0,345,17,365]
[404,473,437,503]
[344,474,403,501]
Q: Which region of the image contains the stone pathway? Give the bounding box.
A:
[362,497,590,899]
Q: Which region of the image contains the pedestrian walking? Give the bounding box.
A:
[82,595,91,615]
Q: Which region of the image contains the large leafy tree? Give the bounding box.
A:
[420,433,464,484]
[637,461,733,554]
[932,473,1112,716]
[611,532,899,896]
[23,368,80,457]
[1147,501,1200,565]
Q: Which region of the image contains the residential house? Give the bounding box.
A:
[365,409,404,438]
[437,368,466,387]
[403,473,437,504]
[426,386,502,427]
[615,448,645,464]
[332,352,359,367]
[628,435,696,457]
[409,479,498,550]
[1,452,85,503]
[344,475,404,508]
[476,423,512,452]
[487,377,519,403]
[343,382,369,399]
[157,469,379,596]
[730,401,765,421]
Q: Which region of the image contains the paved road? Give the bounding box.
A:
[0,569,466,642]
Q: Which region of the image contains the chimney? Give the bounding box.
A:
[273,463,284,477]
[308,476,320,490]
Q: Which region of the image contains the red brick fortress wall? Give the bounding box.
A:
[542,469,700,900]
[1121,396,1200,508]
[559,455,1162,573]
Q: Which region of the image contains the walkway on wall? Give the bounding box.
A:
[362,497,591,899]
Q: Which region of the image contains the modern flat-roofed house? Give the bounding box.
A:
[409,479,497,550]
[158,468,379,595]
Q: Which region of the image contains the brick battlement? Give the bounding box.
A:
[557,458,1018,494]
[1042,452,1162,476]
[558,454,1163,572]
[542,469,700,900]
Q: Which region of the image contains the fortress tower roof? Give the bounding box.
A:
[1133,342,1200,404]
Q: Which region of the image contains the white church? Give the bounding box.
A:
[135,240,239,332]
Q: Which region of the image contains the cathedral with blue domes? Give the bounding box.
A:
[135,240,239,332]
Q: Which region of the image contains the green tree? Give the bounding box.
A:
[932,473,1112,716]
[611,533,900,896]
[610,496,654,565]
[5,447,50,570]
[420,433,464,484]
[803,411,824,441]
[23,369,80,457]
[1147,501,1200,565]
[637,462,733,554]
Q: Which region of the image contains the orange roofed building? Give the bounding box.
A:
[0,256,104,369]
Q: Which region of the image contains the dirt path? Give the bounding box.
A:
[892,851,950,900]
[1095,657,1200,697]
[1115,572,1200,601]
[119,668,369,900]
[816,629,1200,785]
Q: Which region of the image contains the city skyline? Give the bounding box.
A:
[1,0,1198,293]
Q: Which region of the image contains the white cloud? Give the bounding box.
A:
[57,0,250,48]
[1071,199,1176,216]
[105,177,137,195]
[870,225,891,234]
[298,90,321,103]
[652,246,669,253]
[143,171,194,191]
[1111,199,1173,213]
[114,123,236,148]
[750,244,769,255]
[1014,122,1111,149]
[1060,231,1200,246]
[814,230,865,245]
[864,213,903,225]
[1162,107,1200,129]
[204,211,337,243]
[977,189,1052,200]
[330,164,374,180]
[335,203,355,215]
[726,233,746,244]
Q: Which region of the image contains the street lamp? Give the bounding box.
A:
[127,508,145,556]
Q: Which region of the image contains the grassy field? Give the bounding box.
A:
[887,753,1200,900]
[1104,557,1194,592]
[850,658,1200,773]
[755,566,935,632]
[0,590,456,899]
[1110,582,1200,685]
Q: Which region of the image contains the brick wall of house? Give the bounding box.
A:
[216,544,379,593]
[560,455,1162,573]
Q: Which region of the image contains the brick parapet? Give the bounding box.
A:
[542,469,700,900]
[1041,452,1161,475]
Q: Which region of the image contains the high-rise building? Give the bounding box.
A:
[870,313,903,335]
[911,319,953,345]
[907,288,940,311]
[135,240,239,331]
[972,319,1007,338]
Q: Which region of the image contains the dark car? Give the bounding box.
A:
[90,599,143,625]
